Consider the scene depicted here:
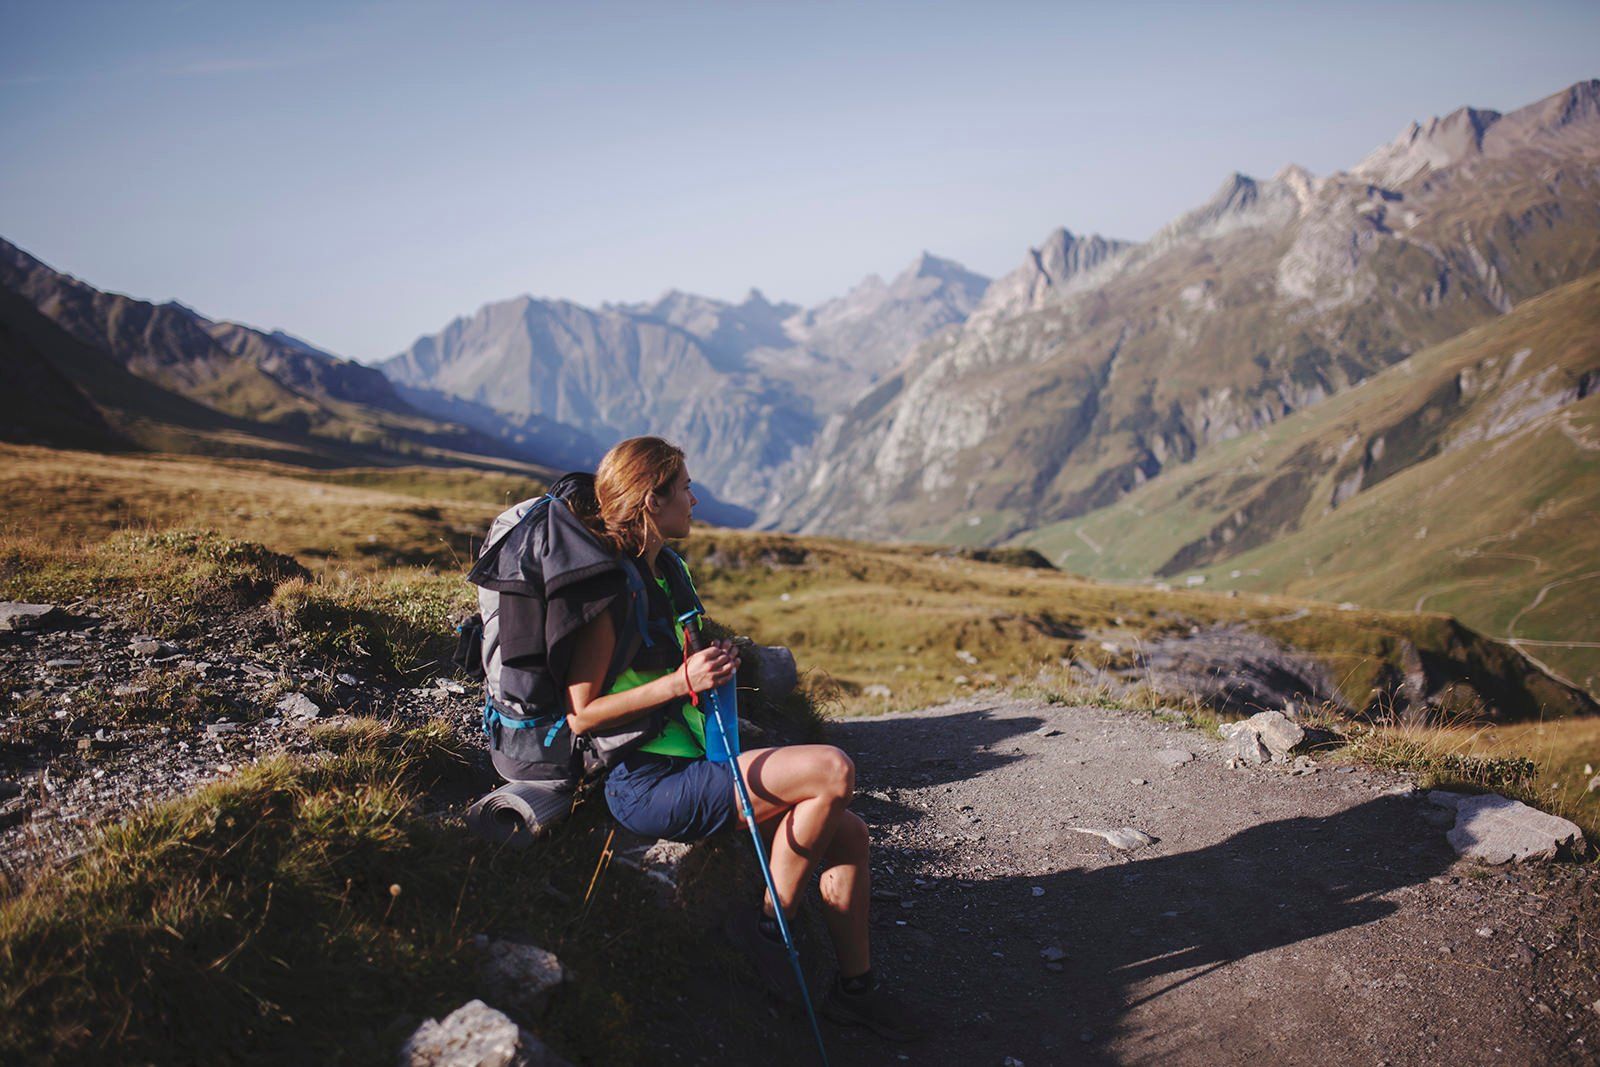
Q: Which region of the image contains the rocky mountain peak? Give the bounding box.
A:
[1273,164,1321,211]
[970,226,1135,323]
[1149,170,1302,251]
[1530,77,1600,131]
[1353,104,1502,187]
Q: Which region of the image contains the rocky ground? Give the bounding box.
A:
[0,603,482,883]
[821,699,1600,1066]
[5,607,1598,1066]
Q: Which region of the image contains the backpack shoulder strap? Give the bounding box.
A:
[658,547,703,617]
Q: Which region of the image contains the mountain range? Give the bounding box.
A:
[767,79,1600,542]
[378,251,989,514]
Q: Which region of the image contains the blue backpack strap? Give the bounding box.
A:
[659,547,703,615]
[620,557,653,647]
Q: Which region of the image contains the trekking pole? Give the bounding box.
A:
[679,610,830,1067]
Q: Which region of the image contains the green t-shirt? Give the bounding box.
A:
[607,574,706,758]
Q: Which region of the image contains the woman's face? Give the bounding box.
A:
[652,467,697,540]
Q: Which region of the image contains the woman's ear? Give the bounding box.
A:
[643,491,661,515]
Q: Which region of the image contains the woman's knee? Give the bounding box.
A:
[816,745,855,801]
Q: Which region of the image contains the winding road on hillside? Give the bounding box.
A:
[774,698,1600,1066]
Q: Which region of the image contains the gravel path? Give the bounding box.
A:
[814,697,1599,1066]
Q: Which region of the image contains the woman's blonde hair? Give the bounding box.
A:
[591,436,687,557]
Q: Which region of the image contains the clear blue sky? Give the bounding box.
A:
[3,1,1596,362]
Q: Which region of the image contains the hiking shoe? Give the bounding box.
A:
[819,975,923,1042]
[722,910,806,1003]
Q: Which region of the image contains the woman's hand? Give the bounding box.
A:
[685,639,740,693]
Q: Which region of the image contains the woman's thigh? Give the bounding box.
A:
[734,744,855,826]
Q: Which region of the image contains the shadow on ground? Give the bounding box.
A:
[801,707,1458,1066]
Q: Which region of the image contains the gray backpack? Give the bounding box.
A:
[469,480,701,784]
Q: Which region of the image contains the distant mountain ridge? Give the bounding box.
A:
[0,237,556,475]
[379,251,992,512]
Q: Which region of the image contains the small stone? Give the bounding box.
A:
[1130,778,1148,786]
[1036,726,1062,737]
[1246,710,1306,762]
[1040,945,1067,962]
[336,673,359,686]
[44,658,84,669]
[1291,755,1319,776]
[205,722,241,737]
[1514,944,1537,965]
[130,639,179,658]
[864,684,893,699]
[276,693,322,719]
[1071,826,1155,850]
[1,602,61,632]
[475,939,568,1018]
[1476,927,1494,938]
[1003,1057,1025,1067]
[1154,748,1193,768]
[400,999,571,1067]
[1030,886,1045,897]
[1587,775,1600,794]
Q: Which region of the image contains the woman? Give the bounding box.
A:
[563,436,916,1042]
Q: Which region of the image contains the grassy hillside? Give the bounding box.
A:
[1018,272,1600,695]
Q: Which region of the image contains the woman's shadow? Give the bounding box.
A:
[825,707,1459,1064]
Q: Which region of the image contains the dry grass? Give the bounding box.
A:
[0,528,308,636]
[269,571,476,678]
[1335,714,1600,842]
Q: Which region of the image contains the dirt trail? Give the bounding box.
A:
[804,698,1599,1066]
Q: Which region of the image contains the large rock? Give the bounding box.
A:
[0,603,60,633]
[1428,791,1587,864]
[475,938,568,1019]
[399,999,570,1067]
[1219,710,1305,765]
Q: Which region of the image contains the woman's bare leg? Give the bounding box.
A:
[734,745,855,917]
[817,810,871,976]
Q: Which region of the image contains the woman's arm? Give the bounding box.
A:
[564,610,739,736]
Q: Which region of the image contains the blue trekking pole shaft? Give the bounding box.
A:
[680,611,830,1067]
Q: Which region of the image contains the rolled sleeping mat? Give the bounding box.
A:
[467,780,575,848]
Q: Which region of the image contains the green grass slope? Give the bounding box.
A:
[1018,272,1600,693]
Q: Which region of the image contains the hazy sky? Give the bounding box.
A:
[3,1,1597,362]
